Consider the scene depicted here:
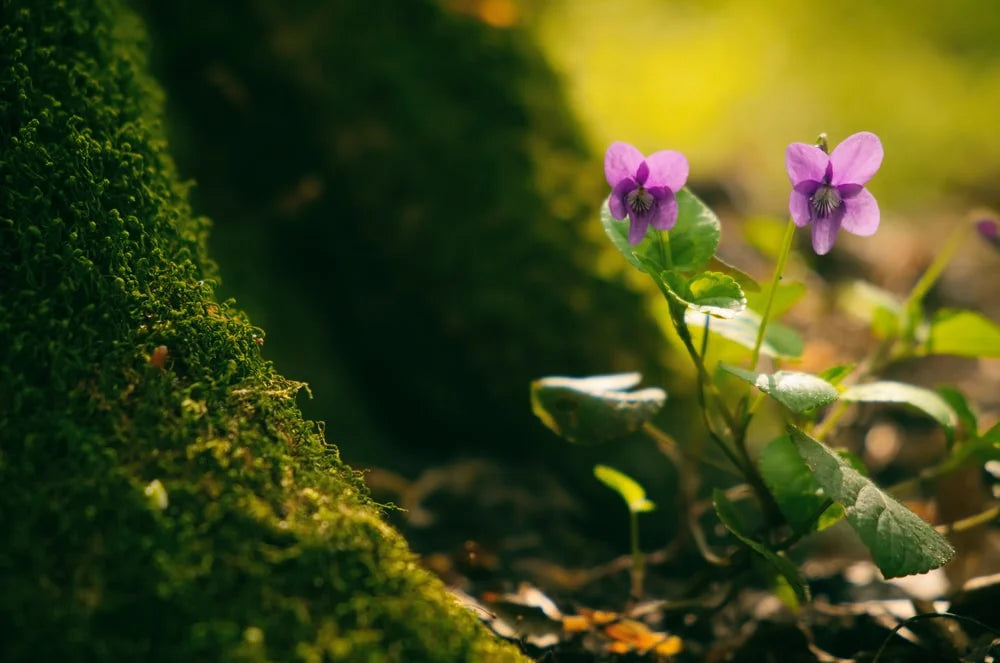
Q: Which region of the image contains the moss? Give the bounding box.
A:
[137,0,668,468]
[0,1,526,660]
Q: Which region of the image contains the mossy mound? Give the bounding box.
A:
[138,0,667,467]
[0,1,525,660]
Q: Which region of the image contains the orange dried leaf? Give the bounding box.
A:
[607,641,631,654]
[580,608,619,626]
[561,615,590,633]
[655,635,684,656]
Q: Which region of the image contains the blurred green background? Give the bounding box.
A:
[138,0,1000,558]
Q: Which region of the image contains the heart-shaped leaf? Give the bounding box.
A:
[662,271,746,319]
[601,188,720,275]
[789,427,955,578]
[530,373,666,445]
[721,365,838,413]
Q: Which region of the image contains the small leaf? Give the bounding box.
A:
[685,309,804,358]
[707,255,760,293]
[662,271,746,319]
[927,309,1000,358]
[600,189,720,275]
[841,381,957,433]
[721,365,838,413]
[594,465,655,513]
[713,489,810,601]
[530,373,666,445]
[818,364,855,386]
[789,428,955,578]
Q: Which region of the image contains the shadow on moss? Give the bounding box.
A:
[137,0,667,474]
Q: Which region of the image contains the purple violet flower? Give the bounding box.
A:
[976,218,1000,249]
[786,132,883,255]
[604,141,689,245]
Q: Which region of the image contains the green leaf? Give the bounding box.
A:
[530,373,666,445]
[840,381,957,433]
[746,281,806,319]
[670,189,723,272]
[760,436,835,534]
[721,365,838,414]
[594,465,655,513]
[713,489,810,602]
[685,309,804,358]
[789,428,955,578]
[818,364,855,386]
[600,188,720,275]
[707,255,760,293]
[836,281,901,340]
[662,271,746,319]
[927,309,1000,358]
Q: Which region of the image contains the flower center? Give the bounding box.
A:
[810,184,842,219]
[626,186,654,214]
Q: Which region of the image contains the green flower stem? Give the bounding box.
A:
[749,217,797,372]
[663,298,782,524]
[660,292,741,440]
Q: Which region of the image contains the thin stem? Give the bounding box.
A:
[902,223,970,316]
[813,402,849,442]
[774,498,833,551]
[642,422,740,478]
[750,217,797,372]
[667,300,740,436]
[935,503,1000,535]
[629,510,644,598]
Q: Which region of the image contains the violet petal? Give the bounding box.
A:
[605,142,644,187]
[789,189,812,228]
[642,150,689,192]
[786,143,829,185]
[635,161,650,185]
[830,132,883,186]
[627,212,650,245]
[609,179,635,219]
[810,212,842,255]
[840,188,880,237]
[649,190,678,231]
[976,218,1000,248]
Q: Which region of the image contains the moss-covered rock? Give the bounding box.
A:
[0,1,526,660]
[137,0,667,468]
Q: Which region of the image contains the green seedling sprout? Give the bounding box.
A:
[594,464,655,599]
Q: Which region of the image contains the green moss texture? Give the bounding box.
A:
[138,0,667,468]
[0,1,526,660]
